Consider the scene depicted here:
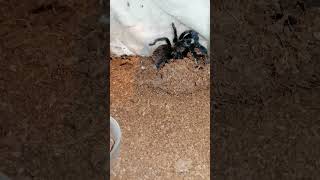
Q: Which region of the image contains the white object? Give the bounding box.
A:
[109,0,210,56]
[110,116,121,166]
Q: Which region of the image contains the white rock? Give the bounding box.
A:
[175,159,193,173]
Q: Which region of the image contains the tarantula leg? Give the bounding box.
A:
[154,58,168,70]
[172,22,178,43]
[193,57,199,65]
[195,43,208,55]
[153,62,161,70]
[179,30,199,42]
[153,64,160,70]
[204,56,210,64]
[179,30,192,39]
[190,49,199,65]
[182,38,193,47]
[149,37,171,47]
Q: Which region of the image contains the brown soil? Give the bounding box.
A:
[1,0,108,179]
[213,1,320,179]
[110,56,210,179]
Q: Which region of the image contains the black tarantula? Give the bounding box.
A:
[149,23,208,69]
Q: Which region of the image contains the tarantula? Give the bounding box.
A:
[149,23,208,69]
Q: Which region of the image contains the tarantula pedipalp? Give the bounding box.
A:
[149,23,208,69]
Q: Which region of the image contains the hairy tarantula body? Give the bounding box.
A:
[151,44,173,69]
[149,23,208,69]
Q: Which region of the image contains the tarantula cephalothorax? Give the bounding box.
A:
[149,23,208,69]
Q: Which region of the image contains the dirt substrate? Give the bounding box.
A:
[1,0,108,179]
[110,56,210,179]
[213,1,320,179]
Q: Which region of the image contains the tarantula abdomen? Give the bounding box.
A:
[151,44,173,69]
